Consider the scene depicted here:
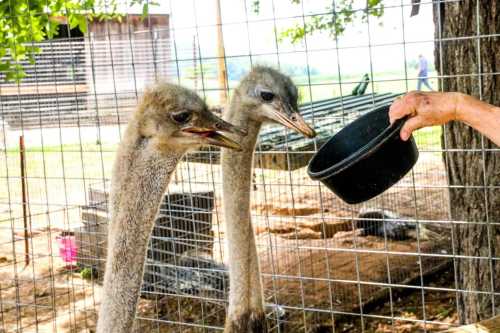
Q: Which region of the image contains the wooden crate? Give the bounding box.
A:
[74,209,108,280]
[76,183,215,288]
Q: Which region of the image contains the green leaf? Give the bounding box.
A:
[274,0,384,44]
[251,0,260,14]
[46,20,59,39]
[141,3,149,19]
[77,16,88,33]
[69,15,79,29]
[5,68,26,83]
[0,62,10,72]
[5,71,14,82]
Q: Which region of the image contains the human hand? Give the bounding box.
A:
[389,91,459,141]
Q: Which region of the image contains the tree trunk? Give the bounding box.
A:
[433,0,500,324]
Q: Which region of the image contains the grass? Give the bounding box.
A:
[5,143,117,153]
[0,145,116,223]
[413,126,442,151]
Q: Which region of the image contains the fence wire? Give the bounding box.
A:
[0,0,499,332]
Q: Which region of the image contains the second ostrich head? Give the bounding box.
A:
[134,82,246,152]
[232,66,316,138]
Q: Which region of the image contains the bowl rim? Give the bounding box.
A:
[307,105,406,181]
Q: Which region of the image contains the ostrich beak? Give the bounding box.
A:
[181,110,246,150]
[268,101,317,138]
[204,109,249,137]
[205,131,243,151]
[181,126,243,151]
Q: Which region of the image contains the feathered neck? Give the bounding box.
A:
[97,124,182,333]
[221,89,265,318]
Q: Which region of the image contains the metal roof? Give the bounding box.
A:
[191,92,402,170]
[257,92,401,152]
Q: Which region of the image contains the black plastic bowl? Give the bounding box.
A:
[307,105,419,204]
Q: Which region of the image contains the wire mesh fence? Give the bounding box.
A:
[0,0,498,332]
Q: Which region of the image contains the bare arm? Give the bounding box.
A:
[389,91,500,146]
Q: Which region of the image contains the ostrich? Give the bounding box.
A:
[221,66,316,332]
[96,82,246,333]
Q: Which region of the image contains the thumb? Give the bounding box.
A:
[400,116,424,141]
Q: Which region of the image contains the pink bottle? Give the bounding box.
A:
[56,235,78,265]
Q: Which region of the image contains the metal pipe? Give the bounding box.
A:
[19,135,29,267]
[215,0,228,105]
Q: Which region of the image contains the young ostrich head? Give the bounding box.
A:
[230,65,316,138]
[132,82,246,153]
[97,82,246,333]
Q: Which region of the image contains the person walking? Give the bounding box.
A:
[416,54,433,91]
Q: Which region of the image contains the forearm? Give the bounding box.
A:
[456,93,500,146]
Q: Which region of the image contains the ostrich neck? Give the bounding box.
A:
[221,97,264,314]
[97,131,181,333]
[222,100,261,223]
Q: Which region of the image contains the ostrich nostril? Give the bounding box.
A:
[291,114,297,121]
[215,123,222,130]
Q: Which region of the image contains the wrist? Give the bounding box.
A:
[450,92,468,122]
[451,92,498,129]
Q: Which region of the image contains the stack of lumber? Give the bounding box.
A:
[74,182,217,294]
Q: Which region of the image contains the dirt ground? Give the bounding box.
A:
[0,151,461,332]
[0,241,99,332]
[340,268,458,333]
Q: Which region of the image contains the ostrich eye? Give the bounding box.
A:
[260,91,275,102]
[171,111,192,124]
